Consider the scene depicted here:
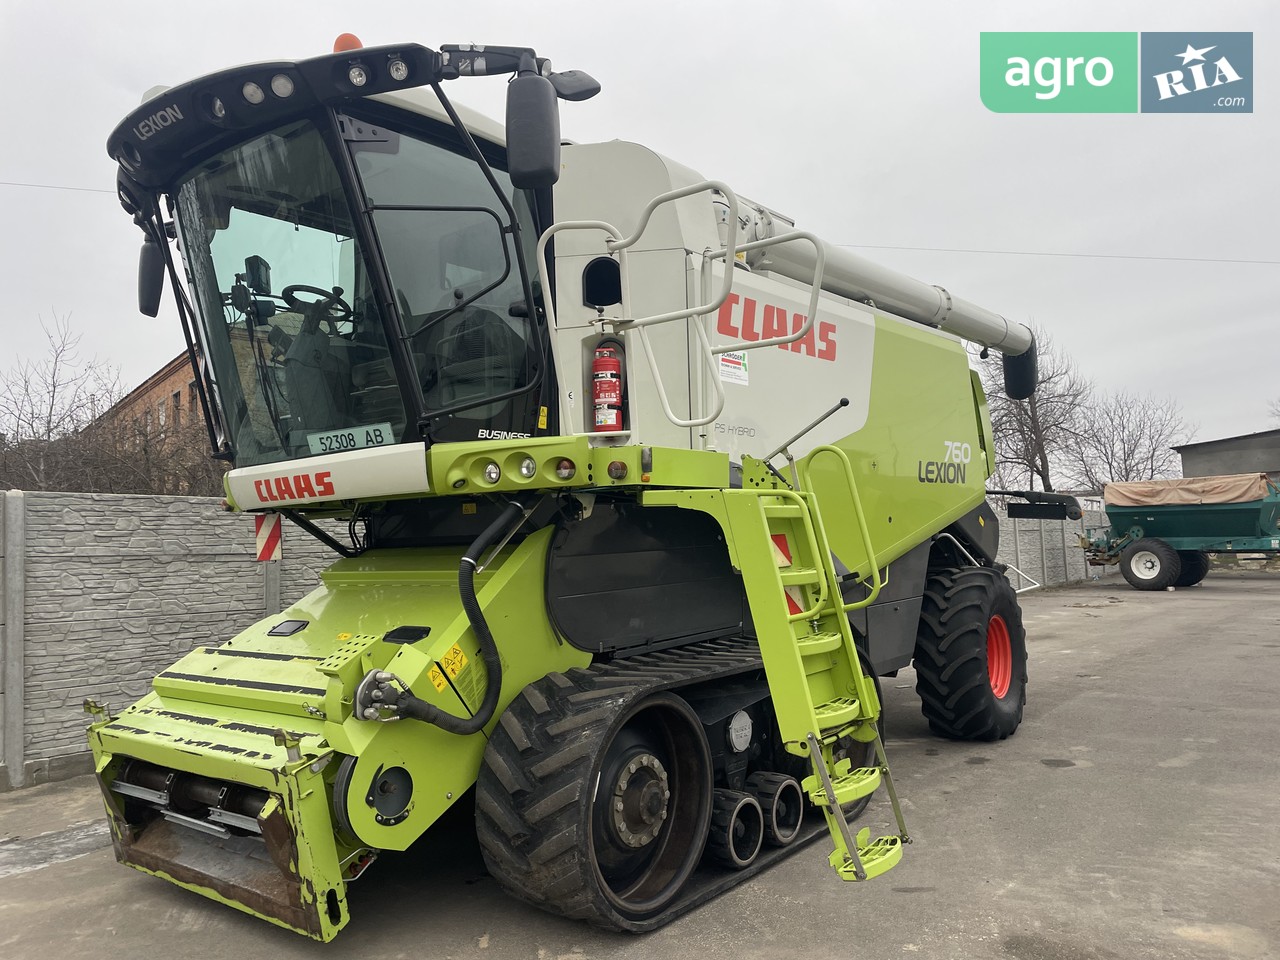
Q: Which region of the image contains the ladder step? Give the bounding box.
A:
[794,632,842,656]
[813,697,861,728]
[836,831,904,882]
[805,765,881,807]
[778,567,821,586]
[762,503,805,519]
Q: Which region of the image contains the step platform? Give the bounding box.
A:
[834,829,903,881]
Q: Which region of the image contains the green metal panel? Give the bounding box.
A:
[87,527,589,939]
[805,315,989,578]
[428,435,728,496]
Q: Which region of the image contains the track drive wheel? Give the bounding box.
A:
[1120,538,1181,590]
[476,674,712,928]
[914,566,1027,741]
[1174,550,1211,587]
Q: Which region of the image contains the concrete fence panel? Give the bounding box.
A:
[1,491,339,790]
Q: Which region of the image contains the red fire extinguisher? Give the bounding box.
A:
[591,339,624,432]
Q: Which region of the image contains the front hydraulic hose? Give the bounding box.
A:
[355,498,529,734]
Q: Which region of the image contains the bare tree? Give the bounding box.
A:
[0,315,123,490]
[1,316,225,495]
[78,409,227,496]
[979,326,1092,492]
[1063,389,1191,491]
[1269,397,1280,422]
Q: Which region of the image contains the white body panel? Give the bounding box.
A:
[700,265,877,461]
[548,141,884,457]
[226,443,430,509]
[552,142,717,450]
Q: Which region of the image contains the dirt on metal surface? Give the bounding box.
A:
[1,571,1277,959]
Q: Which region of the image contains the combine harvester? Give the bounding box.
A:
[88,36,1077,939]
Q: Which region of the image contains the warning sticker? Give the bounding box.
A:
[452,656,487,709]
[441,644,468,680]
[719,351,748,385]
[427,666,448,692]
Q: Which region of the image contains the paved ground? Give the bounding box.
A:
[2,572,1278,960]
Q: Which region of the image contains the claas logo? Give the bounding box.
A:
[717,293,837,361]
[254,471,336,503]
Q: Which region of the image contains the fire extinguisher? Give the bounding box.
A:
[591,338,625,432]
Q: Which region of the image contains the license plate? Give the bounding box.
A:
[306,423,395,455]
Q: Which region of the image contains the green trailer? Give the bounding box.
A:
[1083,473,1280,590]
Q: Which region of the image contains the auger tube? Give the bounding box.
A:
[762,238,1034,358]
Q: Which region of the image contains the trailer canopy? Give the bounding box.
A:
[1104,473,1275,507]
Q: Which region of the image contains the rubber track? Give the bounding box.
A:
[475,636,828,930]
[913,567,1026,741]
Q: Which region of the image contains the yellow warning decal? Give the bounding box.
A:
[462,501,477,515]
[538,406,548,429]
[441,643,468,680]
[427,666,448,692]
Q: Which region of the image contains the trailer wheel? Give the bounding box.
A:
[476,676,712,928]
[1174,551,1211,587]
[913,566,1027,741]
[1120,538,1181,590]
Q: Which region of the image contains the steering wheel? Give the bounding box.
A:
[281,284,354,332]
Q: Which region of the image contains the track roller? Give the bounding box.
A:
[745,771,804,847]
[707,789,764,869]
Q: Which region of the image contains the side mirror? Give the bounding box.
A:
[138,236,165,317]
[506,72,560,190]
[548,70,601,102]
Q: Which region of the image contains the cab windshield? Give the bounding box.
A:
[174,114,541,468]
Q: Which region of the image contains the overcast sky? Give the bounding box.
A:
[2,0,1275,443]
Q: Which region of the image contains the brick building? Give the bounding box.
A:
[107,351,199,436]
[96,351,225,495]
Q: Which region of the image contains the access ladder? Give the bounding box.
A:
[645,449,910,881]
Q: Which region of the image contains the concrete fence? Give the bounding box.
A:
[0,490,336,790]
[995,506,1119,592]
[0,491,1117,791]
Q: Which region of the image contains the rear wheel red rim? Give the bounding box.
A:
[987,615,1012,698]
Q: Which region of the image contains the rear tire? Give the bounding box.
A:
[913,566,1027,741]
[1174,551,1210,587]
[1120,538,1181,590]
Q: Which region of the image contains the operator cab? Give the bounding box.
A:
[177,114,540,465]
[112,40,597,470]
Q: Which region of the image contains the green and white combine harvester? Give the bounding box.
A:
[88,36,1078,939]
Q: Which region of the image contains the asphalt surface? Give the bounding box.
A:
[2,571,1277,960]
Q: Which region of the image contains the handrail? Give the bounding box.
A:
[798,445,884,610]
[535,183,743,435]
[701,231,827,355]
[534,182,836,434]
[633,311,727,429]
[534,219,625,439]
